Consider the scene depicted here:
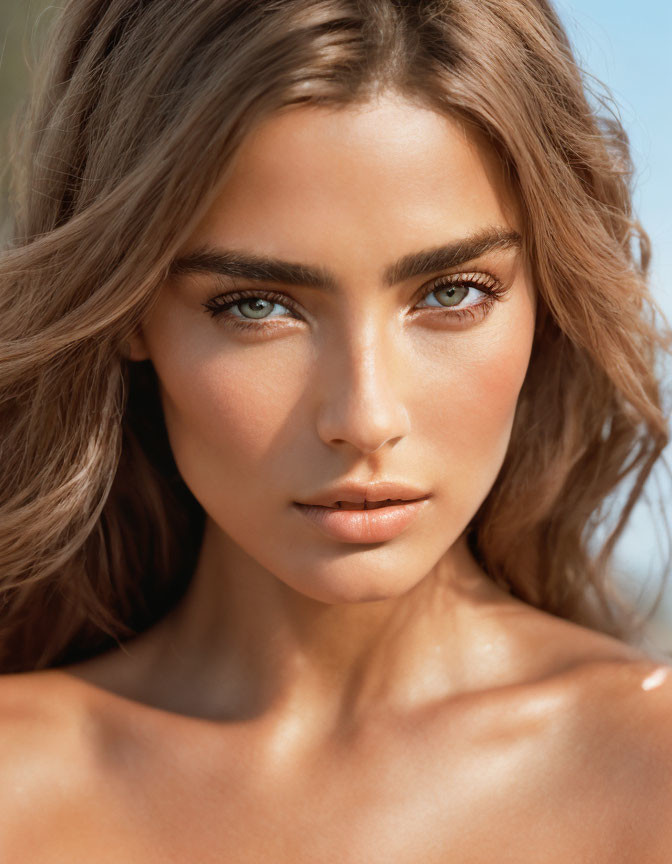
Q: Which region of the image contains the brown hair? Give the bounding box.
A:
[1,0,670,672]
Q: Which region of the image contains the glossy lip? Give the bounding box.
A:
[298,480,431,508]
[293,497,430,544]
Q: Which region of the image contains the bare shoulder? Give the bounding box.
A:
[599,656,672,847]
[0,668,100,776]
[564,649,672,756]
[0,670,107,859]
[490,607,672,859]
[537,614,672,786]
[558,650,672,861]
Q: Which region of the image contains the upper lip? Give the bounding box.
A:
[297,481,431,508]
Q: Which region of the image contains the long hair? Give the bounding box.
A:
[1,0,669,672]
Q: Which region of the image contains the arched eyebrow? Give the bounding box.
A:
[170,227,521,290]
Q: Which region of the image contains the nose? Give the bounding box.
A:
[315,317,411,455]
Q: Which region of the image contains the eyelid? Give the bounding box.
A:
[201,268,508,323]
[203,287,302,317]
[411,270,503,305]
[205,269,503,304]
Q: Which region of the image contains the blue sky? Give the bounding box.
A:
[552,0,672,641]
[554,0,671,310]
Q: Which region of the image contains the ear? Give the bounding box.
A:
[124,328,150,362]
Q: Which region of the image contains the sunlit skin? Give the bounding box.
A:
[4,91,672,862]
[123,91,540,727]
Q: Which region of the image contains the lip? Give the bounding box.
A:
[293,498,430,544]
[298,480,431,508]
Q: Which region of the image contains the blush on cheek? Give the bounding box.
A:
[468,339,531,438]
[432,316,535,513]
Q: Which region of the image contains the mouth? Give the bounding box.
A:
[320,498,418,510]
[292,497,430,543]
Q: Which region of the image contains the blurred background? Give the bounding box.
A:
[1,0,671,652]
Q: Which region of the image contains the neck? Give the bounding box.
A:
[140,519,519,730]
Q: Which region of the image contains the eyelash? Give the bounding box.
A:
[201,272,508,333]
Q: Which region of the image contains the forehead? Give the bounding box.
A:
[186,92,518,262]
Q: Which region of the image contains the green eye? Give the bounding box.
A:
[202,270,507,333]
[237,297,276,319]
[434,284,469,307]
[203,290,296,322]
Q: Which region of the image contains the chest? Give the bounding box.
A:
[34,780,633,864]
[36,732,639,864]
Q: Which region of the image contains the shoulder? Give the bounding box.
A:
[0,670,108,858]
[564,652,672,756]
[0,668,101,775]
[562,654,672,860]
[499,608,672,856]
[606,658,672,836]
[488,645,672,860]
[535,616,672,784]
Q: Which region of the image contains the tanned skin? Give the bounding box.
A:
[1,92,670,863]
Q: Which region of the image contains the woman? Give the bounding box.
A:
[1,0,671,859]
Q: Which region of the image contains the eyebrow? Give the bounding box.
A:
[170,227,522,291]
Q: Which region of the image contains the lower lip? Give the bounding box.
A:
[293,498,430,543]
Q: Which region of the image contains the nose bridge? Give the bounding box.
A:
[315,310,411,454]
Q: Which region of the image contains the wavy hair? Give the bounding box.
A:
[1,0,670,672]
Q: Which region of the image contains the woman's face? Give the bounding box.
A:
[132,91,536,603]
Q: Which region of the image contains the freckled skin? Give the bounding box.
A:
[5,91,664,864]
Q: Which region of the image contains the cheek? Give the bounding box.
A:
[162,356,300,456]
[420,299,536,515]
[454,320,531,434]
[147,315,307,518]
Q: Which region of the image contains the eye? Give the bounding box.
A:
[201,270,507,332]
[202,290,299,327]
[414,271,504,313]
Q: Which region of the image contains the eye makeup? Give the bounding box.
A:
[200,270,510,334]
